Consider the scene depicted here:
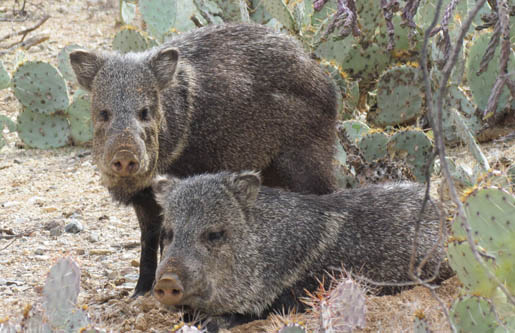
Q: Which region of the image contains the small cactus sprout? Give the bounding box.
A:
[278,323,307,333]
[12,61,69,115]
[319,277,366,332]
[0,61,10,89]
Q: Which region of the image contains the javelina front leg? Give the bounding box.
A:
[131,188,162,297]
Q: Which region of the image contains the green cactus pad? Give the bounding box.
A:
[57,44,83,84]
[140,0,177,40]
[315,37,354,67]
[338,120,370,144]
[262,0,295,31]
[0,61,10,89]
[112,27,151,54]
[358,131,389,162]
[447,240,498,297]
[67,90,93,145]
[212,0,243,22]
[249,0,273,24]
[17,107,70,149]
[278,323,307,333]
[453,187,515,295]
[12,61,69,115]
[376,14,422,54]
[467,32,515,113]
[341,43,391,82]
[442,85,481,143]
[355,0,383,39]
[450,296,498,333]
[372,65,424,127]
[387,129,433,182]
[413,315,431,333]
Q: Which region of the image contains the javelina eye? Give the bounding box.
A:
[98,110,110,122]
[207,230,225,242]
[139,107,150,121]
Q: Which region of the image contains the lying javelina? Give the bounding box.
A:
[69,24,338,296]
[151,171,453,331]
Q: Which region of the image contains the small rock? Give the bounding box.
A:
[90,249,113,255]
[43,207,57,213]
[65,219,83,234]
[28,196,45,206]
[49,226,63,237]
[34,248,45,255]
[114,278,126,286]
[15,217,29,224]
[134,313,147,331]
[98,215,109,221]
[2,201,19,208]
[43,220,60,230]
[107,271,119,280]
[88,233,99,243]
[130,260,139,268]
[76,249,86,255]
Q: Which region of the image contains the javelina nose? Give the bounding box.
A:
[153,273,184,306]
[110,150,140,177]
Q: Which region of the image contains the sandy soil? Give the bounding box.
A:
[0,1,513,332]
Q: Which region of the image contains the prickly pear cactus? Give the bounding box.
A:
[112,27,152,54]
[57,44,83,84]
[441,85,481,143]
[450,296,499,333]
[370,65,424,127]
[261,0,296,31]
[17,107,70,149]
[339,43,391,82]
[43,257,89,331]
[358,131,389,162]
[387,129,433,182]
[450,187,515,296]
[140,0,177,40]
[12,61,69,115]
[0,61,10,89]
[319,278,366,332]
[338,120,370,144]
[67,90,93,145]
[467,32,515,114]
[278,323,307,333]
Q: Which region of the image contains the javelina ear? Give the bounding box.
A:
[151,174,180,207]
[230,171,262,206]
[69,50,105,91]
[149,47,179,89]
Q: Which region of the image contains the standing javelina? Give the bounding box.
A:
[151,171,454,331]
[69,24,338,295]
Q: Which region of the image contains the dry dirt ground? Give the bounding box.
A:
[0,1,513,332]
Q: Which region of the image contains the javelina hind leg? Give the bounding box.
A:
[131,188,162,297]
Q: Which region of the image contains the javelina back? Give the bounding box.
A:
[151,171,453,331]
[69,24,338,295]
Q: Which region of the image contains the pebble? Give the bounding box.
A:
[65,219,83,233]
[27,196,45,206]
[2,201,19,208]
[88,233,100,243]
[134,313,147,331]
[49,226,63,237]
[90,249,113,256]
[34,248,45,255]
[130,260,139,268]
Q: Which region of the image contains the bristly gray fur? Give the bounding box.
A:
[153,171,454,331]
[69,24,339,296]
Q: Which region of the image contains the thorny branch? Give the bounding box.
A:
[315,0,360,40]
[0,14,49,44]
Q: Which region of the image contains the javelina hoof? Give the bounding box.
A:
[153,272,184,305]
[110,150,140,177]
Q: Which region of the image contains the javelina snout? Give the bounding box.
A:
[110,149,140,176]
[153,272,184,306]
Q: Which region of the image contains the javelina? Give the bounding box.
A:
[151,171,453,331]
[69,24,338,295]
